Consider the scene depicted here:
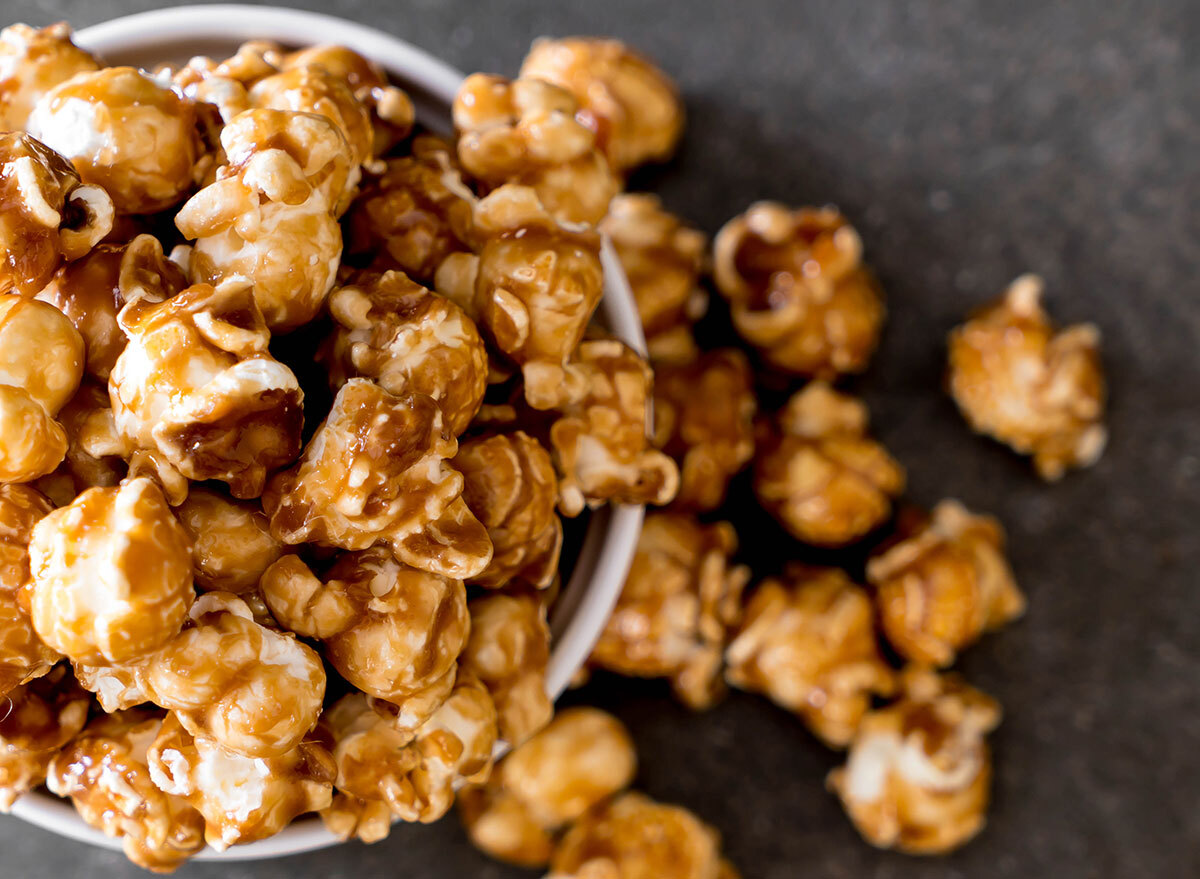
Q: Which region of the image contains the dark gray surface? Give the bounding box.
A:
[3,1,1198,877]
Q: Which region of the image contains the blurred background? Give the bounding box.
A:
[2,1,1196,877]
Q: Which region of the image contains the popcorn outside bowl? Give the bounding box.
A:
[8,5,647,861]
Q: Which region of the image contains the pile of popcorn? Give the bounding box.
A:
[0,21,1106,877]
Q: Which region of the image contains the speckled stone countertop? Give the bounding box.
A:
[2,1,1196,877]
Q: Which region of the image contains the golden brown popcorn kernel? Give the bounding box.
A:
[48,710,206,872]
[652,350,755,513]
[827,667,1000,854]
[453,73,619,226]
[754,381,904,546]
[176,488,283,593]
[72,656,149,713]
[867,500,1025,667]
[724,568,895,747]
[0,294,84,416]
[0,23,101,130]
[0,665,89,811]
[590,513,748,710]
[713,203,884,377]
[0,483,59,695]
[0,385,68,484]
[948,274,1107,480]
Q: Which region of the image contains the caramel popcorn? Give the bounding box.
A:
[0,384,67,484]
[0,23,100,130]
[142,592,326,758]
[147,712,335,851]
[28,478,193,665]
[948,274,1107,480]
[590,514,748,709]
[827,667,1000,854]
[600,194,707,363]
[324,269,489,435]
[260,548,468,717]
[713,203,884,377]
[72,656,148,713]
[652,350,755,512]
[459,707,636,867]
[456,432,562,591]
[175,488,283,593]
[0,133,113,295]
[109,280,304,498]
[549,339,679,516]
[0,484,59,695]
[725,568,895,747]
[867,500,1025,667]
[0,294,84,417]
[754,381,904,546]
[453,74,619,225]
[0,666,88,810]
[460,594,552,745]
[264,378,492,579]
[48,710,206,872]
[28,66,207,214]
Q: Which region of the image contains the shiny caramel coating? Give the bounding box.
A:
[725,569,895,747]
[28,66,207,214]
[324,270,488,436]
[110,280,304,498]
[0,132,113,295]
[456,432,562,591]
[520,38,684,175]
[590,513,749,710]
[713,203,884,377]
[549,339,679,516]
[0,484,59,695]
[948,274,1107,480]
[0,23,100,131]
[0,384,67,483]
[48,710,206,872]
[147,712,335,851]
[827,667,1000,854]
[453,74,619,225]
[0,666,89,811]
[460,593,552,746]
[28,478,193,665]
[867,500,1025,667]
[72,656,148,713]
[754,381,904,546]
[0,294,84,415]
[652,350,756,513]
[175,488,283,593]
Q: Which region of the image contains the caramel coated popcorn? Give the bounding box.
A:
[754,381,904,546]
[453,74,618,225]
[35,380,124,505]
[948,274,1107,480]
[725,569,895,747]
[0,385,67,485]
[0,666,88,810]
[827,668,1000,854]
[590,514,748,709]
[714,203,884,377]
[867,500,1025,667]
[175,488,283,593]
[0,484,58,695]
[0,23,100,130]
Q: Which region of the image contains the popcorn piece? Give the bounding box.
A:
[453,74,619,225]
[0,385,68,484]
[73,656,149,713]
[260,548,468,719]
[38,382,124,506]
[590,514,749,709]
[460,594,552,745]
[0,484,59,694]
[48,710,206,872]
[520,37,685,174]
[324,270,488,436]
[459,707,636,867]
[724,568,895,747]
[0,23,100,130]
[827,667,1000,854]
[600,194,707,363]
[0,666,89,811]
[264,378,492,579]
[28,66,207,214]
[754,381,904,546]
[549,339,679,516]
[175,488,283,593]
[456,432,562,591]
[948,274,1107,480]
[0,294,83,417]
[110,280,304,498]
[867,500,1025,667]
[0,132,113,295]
[142,592,326,758]
[176,109,347,330]
[713,204,884,377]
[652,350,756,512]
[147,712,335,851]
[28,478,193,665]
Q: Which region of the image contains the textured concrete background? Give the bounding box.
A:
[2,1,1197,877]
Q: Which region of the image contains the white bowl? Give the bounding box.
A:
[9,5,646,861]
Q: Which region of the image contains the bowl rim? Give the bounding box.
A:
[8,5,646,862]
